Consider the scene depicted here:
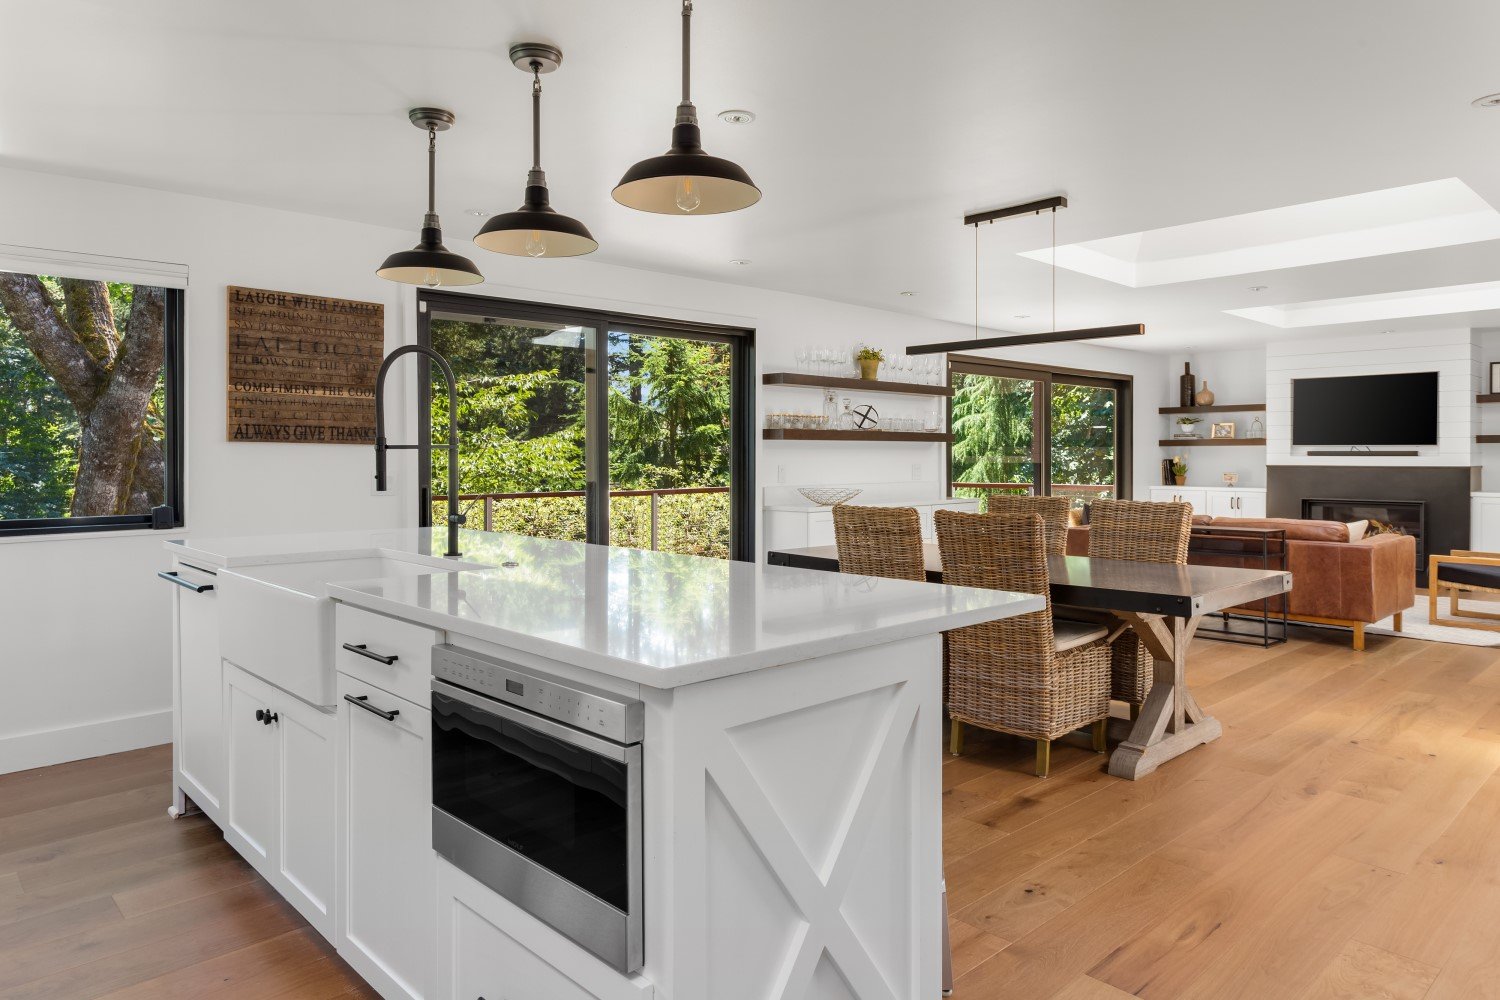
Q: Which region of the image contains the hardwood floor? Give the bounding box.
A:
[0,745,375,999]
[6,626,1500,998]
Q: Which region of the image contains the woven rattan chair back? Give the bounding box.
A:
[832,504,926,582]
[934,508,1055,679]
[981,494,1072,555]
[1087,499,1192,565]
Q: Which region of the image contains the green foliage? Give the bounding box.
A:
[0,311,77,518]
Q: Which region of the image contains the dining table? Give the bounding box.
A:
[766,544,1293,779]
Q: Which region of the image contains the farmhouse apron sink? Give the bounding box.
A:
[218,554,488,706]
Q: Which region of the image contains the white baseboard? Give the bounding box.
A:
[0,709,172,775]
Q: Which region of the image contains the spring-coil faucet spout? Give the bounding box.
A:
[373,345,464,558]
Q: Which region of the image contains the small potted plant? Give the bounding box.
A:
[1171,458,1188,486]
[1174,415,1202,438]
[855,346,884,380]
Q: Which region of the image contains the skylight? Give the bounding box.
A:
[1018,179,1500,287]
[1225,280,1500,328]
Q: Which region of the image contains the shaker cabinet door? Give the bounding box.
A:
[224,669,279,869]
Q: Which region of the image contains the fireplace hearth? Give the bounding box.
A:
[1302,498,1425,569]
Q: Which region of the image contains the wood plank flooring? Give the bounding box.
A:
[4,626,1499,997]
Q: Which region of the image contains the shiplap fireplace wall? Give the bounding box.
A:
[1265,328,1478,468]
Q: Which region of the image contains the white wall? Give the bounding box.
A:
[1163,348,1269,489]
[0,164,1163,772]
[1265,328,1477,468]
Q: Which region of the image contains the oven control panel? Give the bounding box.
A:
[432,644,644,745]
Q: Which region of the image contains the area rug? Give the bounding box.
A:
[1367,598,1500,647]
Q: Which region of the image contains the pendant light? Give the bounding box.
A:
[474,44,598,258]
[906,196,1145,355]
[612,0,760,215]
[377,108,484,287]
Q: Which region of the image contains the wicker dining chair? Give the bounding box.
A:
[1087,499,1193,711]
[980,494,1072,555]
[936,510,1111,777]
[832,504,927,581]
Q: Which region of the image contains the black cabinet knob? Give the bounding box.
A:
[255,708,278,726]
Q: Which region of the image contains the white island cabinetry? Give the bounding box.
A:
[168,559,224,821]
[166,528,1040,1000]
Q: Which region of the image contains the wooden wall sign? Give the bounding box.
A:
[226,286,385,444]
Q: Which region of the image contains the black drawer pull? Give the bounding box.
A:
[342,642,398,665]
[344,694,400,722]
[255,708,278,725]
[158,570,214,593]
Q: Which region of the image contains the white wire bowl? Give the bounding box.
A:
[798,487,862,506]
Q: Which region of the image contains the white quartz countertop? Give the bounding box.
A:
[169,528,1042,688]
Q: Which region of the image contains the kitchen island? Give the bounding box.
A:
[162,528,1041,1000]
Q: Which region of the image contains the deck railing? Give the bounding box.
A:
[433,485,729,554]
[952,482,1116,506]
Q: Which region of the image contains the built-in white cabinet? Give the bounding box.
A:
[1472,494,1500,552]
[1148,486,1264,518]
[222,661,336,938]
[763,497,980,551]
[335,670,433,1000]
[169,560,224,821]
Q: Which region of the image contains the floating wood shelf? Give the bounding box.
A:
[1478,435,1500,444]
[1158,438,1268,447]
[1478,394,1500,405]
[1158,403,1267,414]
[762,372,952,397]
[764,429,952,443]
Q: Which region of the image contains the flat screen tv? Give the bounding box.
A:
[1291,371,1439,447]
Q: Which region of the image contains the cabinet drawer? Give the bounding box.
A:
[335,604,441,705]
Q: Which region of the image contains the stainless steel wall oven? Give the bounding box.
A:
[430,644,644,972]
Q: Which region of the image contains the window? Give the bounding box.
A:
[0,270,184,536]
[415,292,754,561]
[948,356,1130,508]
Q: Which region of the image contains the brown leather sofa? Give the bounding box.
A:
[1067,516,1416,650]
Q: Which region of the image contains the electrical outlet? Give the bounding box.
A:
[777,464,786,484]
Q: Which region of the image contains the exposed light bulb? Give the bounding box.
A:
[675,177,701,213]
[424,268,441,287]
[525,231,547,258]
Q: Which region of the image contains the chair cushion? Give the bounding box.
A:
[1436,561,1500,591]
[1053,618,1109,653]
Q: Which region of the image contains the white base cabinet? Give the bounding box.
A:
[763,497,980,551]
[170,560,224,822]
[336,671,433,1000]
[221,662,336,938]
[1148,486,1265,518]
[1472,494,1500,551]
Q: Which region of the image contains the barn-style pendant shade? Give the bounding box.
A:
[378,108,484,287]
[612,0,760,215]
[475,44,598,258]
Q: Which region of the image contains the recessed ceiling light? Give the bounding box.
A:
[729,258,751,265]
[1248,285,1268,292]
[899,290,915,297]
[1472,93,1500,109]
[466,209,491,217]
[717,109,756,124]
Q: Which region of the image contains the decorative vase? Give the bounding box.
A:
[1174,474,1187,486]
[858,358,880,380]
[1179,362,1195,407]
[1195,380,1215,406]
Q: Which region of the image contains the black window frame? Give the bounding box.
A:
[414,290,756,562]
[946,353,1133,502]
[0,284,186,538]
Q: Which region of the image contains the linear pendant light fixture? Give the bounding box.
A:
[906,196,1145,355]
[377,108,484,287]
[612,0,761,215]
[475,44,598,258]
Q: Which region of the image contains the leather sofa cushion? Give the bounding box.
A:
[1208,517,1351,542]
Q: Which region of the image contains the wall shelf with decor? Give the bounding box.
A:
[1157,438,1268,447]
[761,373,951,397]
[1158,403,1266,415]
[764,429,952,443]
[1477,394,1500,405]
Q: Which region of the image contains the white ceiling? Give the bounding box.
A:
[3,0,1500,353]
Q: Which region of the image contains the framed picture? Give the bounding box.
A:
[1211,421,1236,439]
[1491,361,1500,394]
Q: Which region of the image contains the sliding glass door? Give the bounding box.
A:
[950,358,1129,508]
[416,292,753,560]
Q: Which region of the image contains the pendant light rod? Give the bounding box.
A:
[681,0,692,106]
[426,126,437,217]
[963,195,1067,227]
[531,63,543,172]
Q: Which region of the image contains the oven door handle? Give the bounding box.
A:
[430,678,635,762]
